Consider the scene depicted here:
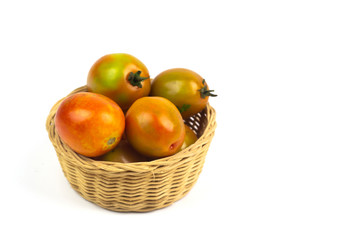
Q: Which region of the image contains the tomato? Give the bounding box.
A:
[150,68,216,119]
[87,53,151,111]
[125,96,185,158]
[54,92,125,157]
[96,140,149,163]
[180,125,198,150]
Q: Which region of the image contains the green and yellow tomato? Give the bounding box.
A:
[180,125,198,150]
[87,53,150,111]
[150,68,216,119]
[125,96,185,158]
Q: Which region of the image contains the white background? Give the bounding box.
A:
[1,0,360,239]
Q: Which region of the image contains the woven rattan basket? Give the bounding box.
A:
[46,86,216,212]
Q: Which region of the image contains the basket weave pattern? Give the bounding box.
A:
[46,86,216,212]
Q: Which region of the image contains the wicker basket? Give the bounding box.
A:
[46,86,216,212]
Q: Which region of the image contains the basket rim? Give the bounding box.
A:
[46,86,216,173]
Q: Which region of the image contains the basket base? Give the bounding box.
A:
[67,179,196,212]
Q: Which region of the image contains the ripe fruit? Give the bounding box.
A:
[54,92,125,157]
[125,96,185,158]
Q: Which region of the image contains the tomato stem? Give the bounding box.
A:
[177,104,191,113]
[128,71,149,88]
[198,79,217,98]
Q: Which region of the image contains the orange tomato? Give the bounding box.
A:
[54,92,125,157]
[125,96,185,158]
[180,125,198,150]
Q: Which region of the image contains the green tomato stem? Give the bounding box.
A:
[198,79,217,98]
[128,71,149,88]
[177,104,191,113]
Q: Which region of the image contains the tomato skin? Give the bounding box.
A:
[125,97,185,158]
[180,125,198,150]
[150,68,212,119]
[87,53,151,111]
[96,140,149,163]
[54,92,125,157]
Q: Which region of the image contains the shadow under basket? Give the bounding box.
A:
[46,86,216,212]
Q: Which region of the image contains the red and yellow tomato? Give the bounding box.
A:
[125,96,185,158]
[54,92,125,157]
